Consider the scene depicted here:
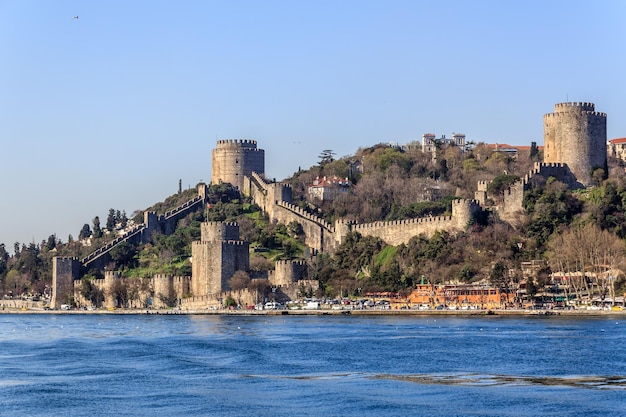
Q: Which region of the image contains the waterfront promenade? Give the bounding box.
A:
[1,306,624,317]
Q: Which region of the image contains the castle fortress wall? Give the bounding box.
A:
[212,139,265,190]
[496,162,579,225]
[50,257,81,309]
[152,274,191,308]
[544,102,607,186]
[350,200,479,246]
[269,260,309,287]
[244,171,481,251]
[191,222,249,297]
[272,200,334,252]
[81,189,205,271]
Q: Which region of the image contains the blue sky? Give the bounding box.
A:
[1,0,625,249]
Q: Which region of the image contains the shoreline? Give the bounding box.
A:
[1,307,624,317]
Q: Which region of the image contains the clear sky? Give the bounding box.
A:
[1,0,625,250]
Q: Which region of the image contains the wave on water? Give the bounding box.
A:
[243,372,626,390]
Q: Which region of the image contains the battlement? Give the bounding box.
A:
[553,102,595,111]
[222,240,248,247]
[204,221,238,227]
[352,215,452,232]
[274,259,308,267]
[215,139,258,147]
[201,221,240,242]
[104,271,121,280]
[163,195,203,219]
[275,200,333,230]
[152,274,171,281]
[544,111,606,118]
[477,180,490,191]
[451,198,479,208]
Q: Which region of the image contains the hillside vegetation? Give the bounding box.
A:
[2,141,626,300]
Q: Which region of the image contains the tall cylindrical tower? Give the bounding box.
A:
[543,102,607,186]
[211,139,265,190]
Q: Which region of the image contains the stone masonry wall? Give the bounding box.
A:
[50,257,81,309]
[212,139,265,190]
[544,102,607,186]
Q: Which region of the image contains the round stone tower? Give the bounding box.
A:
[543,102,607,186]
[211,139,265,190]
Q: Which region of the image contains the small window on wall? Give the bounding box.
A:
[236,159,239,164]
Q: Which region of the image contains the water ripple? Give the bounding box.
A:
[243,372,626,390]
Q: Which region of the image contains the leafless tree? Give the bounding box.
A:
[547,223,625,305]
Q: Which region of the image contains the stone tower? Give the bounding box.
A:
[191,222,250,297]
[543,102,607,186]
[50,257,81,309]
[212,139,265,190]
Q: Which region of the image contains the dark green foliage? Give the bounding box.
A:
[318,149,336,167]
[333,232,385,272]
[489,261,508,289]
[92,216,103,239]
[388,201,448,220]
[109,241,138,269]
[487,174,520,196]
[223,296,237,308]
[375,148,412,174]
[523,178,583,246]
[78,224,91,240]
[106,208,116,231]
[585,181,626,238]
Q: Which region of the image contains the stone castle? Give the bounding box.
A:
[50,102,607,310]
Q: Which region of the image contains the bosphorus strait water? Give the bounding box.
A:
[0,314,624,416]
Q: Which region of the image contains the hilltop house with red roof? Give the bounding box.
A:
[307,176,351,201]
[608,138,626,162]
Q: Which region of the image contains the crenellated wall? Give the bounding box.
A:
[81,187,206,271]
[491,162,581,225]
[269,260,309,287]
[348,199,480,245]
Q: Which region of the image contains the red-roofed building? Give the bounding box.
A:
[308,176,351,201]
[608,138,626,162]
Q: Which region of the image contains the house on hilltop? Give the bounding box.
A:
[307,176,351,202]
[608,138,626,163]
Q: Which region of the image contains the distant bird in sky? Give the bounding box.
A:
[72,16,79,19]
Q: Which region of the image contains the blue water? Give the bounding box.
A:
[0,314,624,416]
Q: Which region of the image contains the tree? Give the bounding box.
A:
[489,261,509,298]
[44,234,57,251]
[92,216,103,239]
[546,223,625,306]
[318,149,335,167]
[120,211,128,228]
[78,224,92,240]
[228,270,250,292]
[249,278,270,304]
[109,279,129,308]
[530,141,539,159]
[106,209,116,231]
[109,241,137,269]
